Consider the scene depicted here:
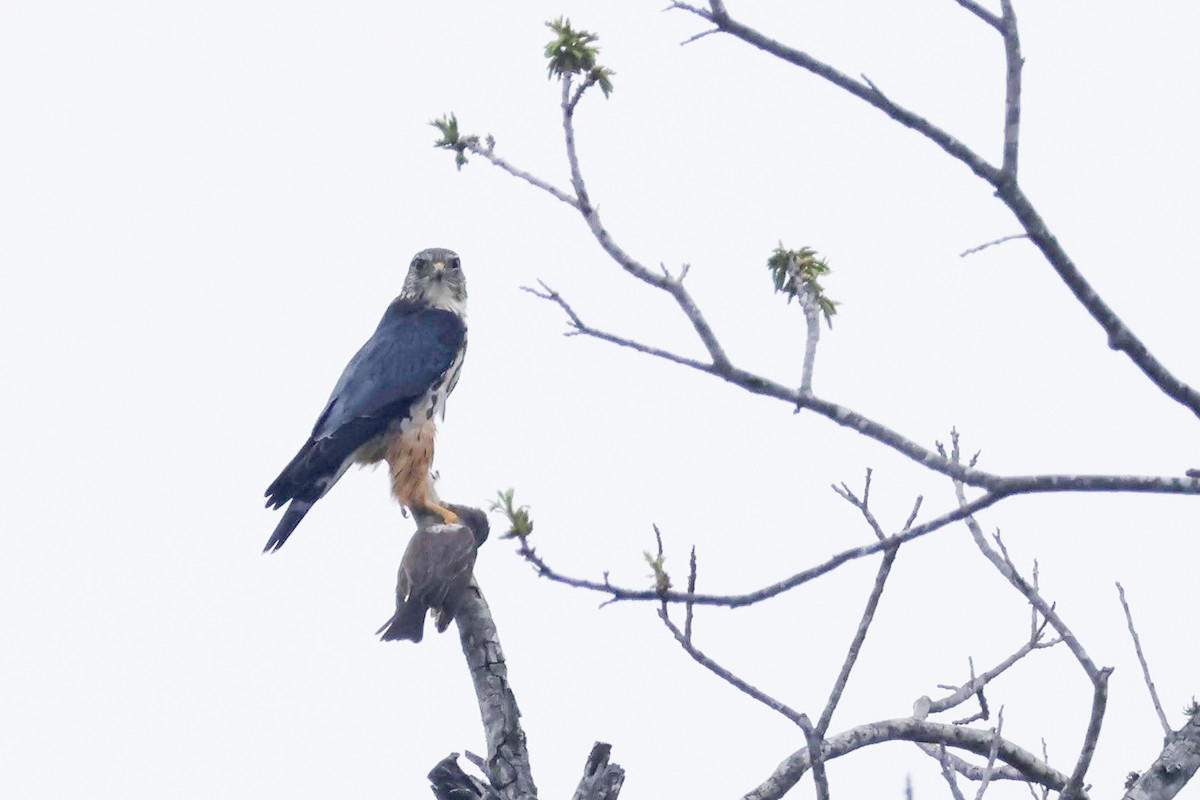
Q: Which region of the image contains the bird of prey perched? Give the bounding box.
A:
[377,504,490,642]
[263,247,468,552]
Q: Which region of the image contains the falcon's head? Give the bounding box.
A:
[402,247,467,315]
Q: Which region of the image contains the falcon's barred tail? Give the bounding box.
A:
[377,600,426,643]
[264,500,313,553]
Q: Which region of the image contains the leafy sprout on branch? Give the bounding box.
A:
[430,113,478,170]
[490,488,534,540]
[643,551,672,594]
[544,17,615,97]
[767,243,839,327]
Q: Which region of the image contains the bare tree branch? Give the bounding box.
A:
[667,1,1200,419]
[1116,582,1172,736]
[974,708,1005,800]
[920,624,1057,717]
[817,478,915,737]
[522,282,710,372]
[461,140,580,209]
[740,717,1076,800]
[948,432,1111,800]
[657,608,835,796]
[815,542,898,736]
[522,282,1200,500]
[938,744,970,800]
[515,492,1002,607]
[997,0,1023,180]
[558,78,731,371]
[926,742,1027,785]
[831,468,886,541]
[657,607,808,727]
[683,545,697,643]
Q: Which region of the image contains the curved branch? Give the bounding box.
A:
[740,717,1075,800]
[517,492,1002,607]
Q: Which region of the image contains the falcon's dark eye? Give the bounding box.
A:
[449,256,461,271]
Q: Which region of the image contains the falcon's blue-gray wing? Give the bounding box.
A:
[263,301,466,552]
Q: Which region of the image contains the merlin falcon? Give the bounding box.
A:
[263,248,468,552]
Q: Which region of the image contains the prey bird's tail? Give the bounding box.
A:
[264,500,313,553]
[376,600,427,643]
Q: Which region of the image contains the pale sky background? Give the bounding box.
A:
[2,2,1198,798]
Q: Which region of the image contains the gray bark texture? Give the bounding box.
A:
[571,743,625,800]
[1124,715,1200,800]
[453,581,538,800]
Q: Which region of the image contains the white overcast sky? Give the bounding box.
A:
[2,2,1198,799]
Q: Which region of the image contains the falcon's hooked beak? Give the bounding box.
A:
[430,261,447,280]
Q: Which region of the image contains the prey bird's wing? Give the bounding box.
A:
[263,302,466,551]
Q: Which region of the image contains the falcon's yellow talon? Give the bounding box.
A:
[432,503,460,526]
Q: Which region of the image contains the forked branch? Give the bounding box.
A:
[666,0,1200,419]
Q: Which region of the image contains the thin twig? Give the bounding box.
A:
[658,609,810,728]
[959,233,1028,257]
[903,496,924,531]
[921,743,1026,783]
[684,546,697,643]
[921,623,1056,717]
[522,282,711,372]
[652,523,668,615]
[831,469,886,541]
[815,542,900,735]
[952,0,1002,31]
[463,141,580,209]
[974,708,1006,800]
[938,745,969,800]
[1116,582,1172,736]
[680,27,719,45]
